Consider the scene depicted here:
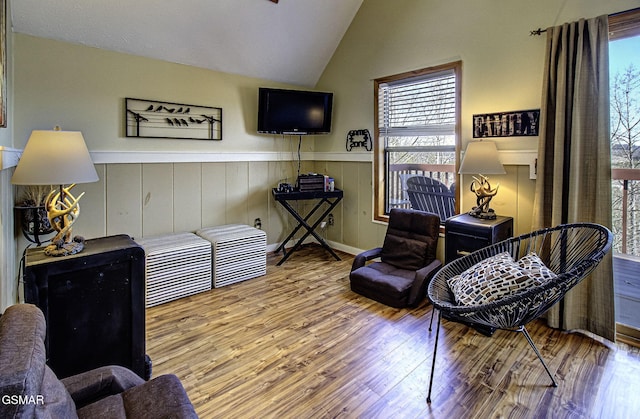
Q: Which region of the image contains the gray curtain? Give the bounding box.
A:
[532,15,615,341]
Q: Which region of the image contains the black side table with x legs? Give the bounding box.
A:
[272,188,343,265]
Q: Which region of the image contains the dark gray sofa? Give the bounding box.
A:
[0,303,198,418]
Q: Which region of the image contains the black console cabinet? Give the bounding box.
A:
[24,235,149,379]
[445,214,514,263]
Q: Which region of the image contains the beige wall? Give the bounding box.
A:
[3,0,639,309]
[314,0,639,245]
[11,34,327,241]
[12,34,306,153]
[317,0,638,153]
[7,34,332,310]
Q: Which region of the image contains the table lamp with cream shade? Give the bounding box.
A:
[12,127,99,256]
[458,139,505,220]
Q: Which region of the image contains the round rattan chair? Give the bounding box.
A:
[426,223,613,403]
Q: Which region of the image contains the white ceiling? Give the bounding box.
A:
[11,0,364,87]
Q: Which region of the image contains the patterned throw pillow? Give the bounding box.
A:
[517,252,557,282]
[447,252,549,306]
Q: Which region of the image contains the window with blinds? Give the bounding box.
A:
[374,62,461,221]
[378,70,456,140]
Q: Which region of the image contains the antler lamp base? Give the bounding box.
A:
[43,184,86,256]
[468,174,499,220]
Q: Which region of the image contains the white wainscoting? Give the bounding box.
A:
[0,148,19,310]
[3,148,537,311]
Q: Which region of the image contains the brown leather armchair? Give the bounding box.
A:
[350,208,442,308]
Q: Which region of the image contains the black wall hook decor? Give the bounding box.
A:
[346,129,372,151]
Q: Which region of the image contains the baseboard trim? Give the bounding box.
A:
[267,238,362,258]
[617,323,640,348]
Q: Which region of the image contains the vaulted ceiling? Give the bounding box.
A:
[11,0,364,87]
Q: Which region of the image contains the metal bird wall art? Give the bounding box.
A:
[125,98,222,140]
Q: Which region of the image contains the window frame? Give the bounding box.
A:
[609,7,640,41]
[373,61,462,223]
[608,7,640,346]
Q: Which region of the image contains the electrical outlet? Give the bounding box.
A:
[328,213,334,226]
[254,218,262,229]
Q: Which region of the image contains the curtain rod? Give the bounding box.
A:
[529,6,640,36]
[610,6,640,18]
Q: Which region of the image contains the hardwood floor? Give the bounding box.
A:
[145,245,640,419]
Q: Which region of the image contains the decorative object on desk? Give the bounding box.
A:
[125,98,222,140]
[458,140,505,220]
[326,177,335,192]
[297,174,326,192]
[15,185,55,245]
[346,129,372,151]
[12,127,99,256]
[277,182,294,193]
[473,109,539,138]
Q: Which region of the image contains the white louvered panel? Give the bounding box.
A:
[214,261,266,287]
[146,255,210,276]
[197,224,267,288]
[135,233,212,307]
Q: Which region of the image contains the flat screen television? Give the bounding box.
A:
[257,87,333,135]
